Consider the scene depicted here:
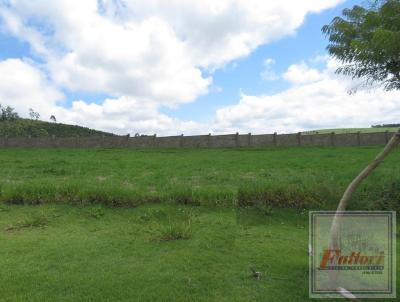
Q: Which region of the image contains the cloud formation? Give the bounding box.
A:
[214,59,400,134]
[4,0,396,136]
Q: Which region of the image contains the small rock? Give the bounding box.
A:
[250,267,262,279]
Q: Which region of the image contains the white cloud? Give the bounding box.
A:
[0,0,343,105]
[53,96,211,135]
[2,56,399,137]
[0,58,64,118]
[282,62,325,84]
[0,58,209,135]
[5,0,377,136]
[214,59,400,134]
[121,0,345,68]
[261,58,279,81]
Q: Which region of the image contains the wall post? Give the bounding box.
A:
[297,132,301,146]
[385,130,390,144]
[180,134,184,148]
[101,134,105,148]
[235,132,239,148]
[248,132,251,146]
[207,133,211,148]
[153,134,157,148]
[52,134,56,148]
[273,132,277,146]
[330,132,335,147]
[357,131,361,146]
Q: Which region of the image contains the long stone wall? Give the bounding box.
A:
[0,131,396,149]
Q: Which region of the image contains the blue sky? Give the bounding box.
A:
[0,0,398,135]
[161,0,361,122]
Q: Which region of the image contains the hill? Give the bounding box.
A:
[302,127,399,135]
[0,119,116,137]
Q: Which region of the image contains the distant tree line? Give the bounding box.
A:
[371,124,400,128]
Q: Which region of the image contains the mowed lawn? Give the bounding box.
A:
[0,204,309,302]
[0,146,399,301]
[0,204,399,302]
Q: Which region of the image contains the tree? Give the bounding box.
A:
[50,115,57,123]
[29,108,40,120]
[0,104,19,121]
[322,0,400,91]
[322,2,400,294]
[322,0,400,211]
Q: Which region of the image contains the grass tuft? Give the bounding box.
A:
[152,208,194,241]
[157,219,193,241]
[5,214,49,232]
[86,206,105,219]
[0,203,10,212]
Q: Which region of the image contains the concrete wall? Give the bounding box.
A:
[129,136,156,149]
[210,134,237,148]
[251,134,275,146]
[181,135,209,148]
[0,131,396,149]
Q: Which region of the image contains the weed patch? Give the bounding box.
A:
[237,183,322,209]
[0,203,10,212]
[157,219,193,241]
[151,208,194,241]
[86,206,105,219]
[5,214,49,232]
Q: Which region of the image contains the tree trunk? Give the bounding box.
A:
[330,129,400,245]
[327,129,400,295]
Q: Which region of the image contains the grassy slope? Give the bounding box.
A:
[0,119,115,137]
[302,127,399,135]
[0,146,399,209]
[0,204,398,301]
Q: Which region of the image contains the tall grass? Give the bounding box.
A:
[0,146,398,210]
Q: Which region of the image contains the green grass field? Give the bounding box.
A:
[0,146,399,301]
[1,204,398,302]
